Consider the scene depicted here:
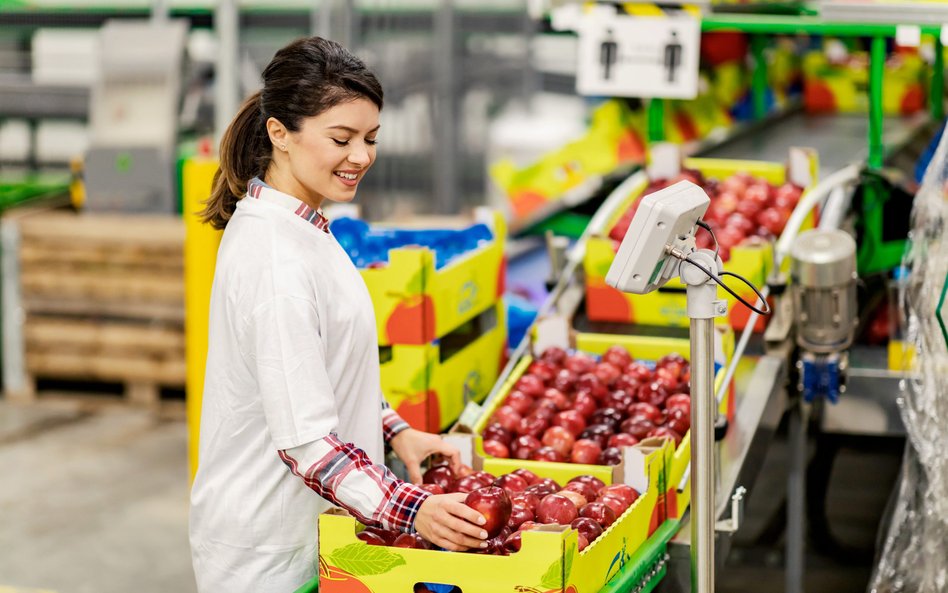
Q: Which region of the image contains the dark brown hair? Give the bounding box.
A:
[202,37,383,229]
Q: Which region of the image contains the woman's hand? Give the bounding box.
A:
[390,428,461,484]
[413,493,488,551]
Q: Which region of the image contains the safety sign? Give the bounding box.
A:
[575,13,700,99]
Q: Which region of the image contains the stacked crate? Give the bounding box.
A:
[2,209,185,405]
[364,211,509,433]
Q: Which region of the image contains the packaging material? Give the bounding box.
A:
[318,437,670,593]
[869,114,948,593]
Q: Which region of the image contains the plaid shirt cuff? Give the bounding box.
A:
[381,400,411,443]
[380,482,432,533]
[279,434,428,533]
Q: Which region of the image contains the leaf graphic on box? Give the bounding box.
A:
[564,542,576,581]
[328,543,406,576]
[540,558,563,590]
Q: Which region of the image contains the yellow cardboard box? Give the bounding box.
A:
[381,302,507,433]
[318,437,670,593]
[584,153,818,330]
[362,211,506,347]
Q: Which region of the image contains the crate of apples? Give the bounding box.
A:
[355,464,640,557]
[478,344,692,467]
[608,169,804,262]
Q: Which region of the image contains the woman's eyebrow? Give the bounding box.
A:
[326,124,381,133]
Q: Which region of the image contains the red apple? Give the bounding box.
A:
[664,393,691,414]
[571,393,599,419]
[602,346,632,368]
[527,361,557,385]
[524,482,557,499]
[715,189,740,215]
[571,517,604,544]
[493,473,528,496]
[579,501,618,528]
[358,527,397,546]
[473,471,496,487]
[517,415,549,439]
[597,495,627,518]
[636,382,669,408]
[576,532,590,552]
[570,439,603,464]
[621,416,656,440]
[465,486,512,538]
[608,433,639,448]
[627,402,664,424]
[536,477,562,491]
[539,346,568,366]
[599,484,639,508]
[774,183,802,210]
[757,206,791,235]
[541,388,571,411]
[613,374,643,394]
[530,446,566,463]
[515,374,546,398]
[736,198,764,219]
[506,504,535,530]
[558,489,587,509]
[503,530,523,553]
[456,464,474,478]
[589,408,624,429]
[490,406,522,433]
[594,362,622,387]
[648,426,683,447]
[562,480,598,502]
[504,390,534,415]
[564,353,596,375]
[568,474,606,493]
[482,423,512,447]
[579,424,614,449]
[553,410,587,437]
[512,468,540,486]
[624,362,653,383]
[417,483,445,495]
[511,435,542,460]
[537,493,579,525]
[511,492,541,512]
[393,533,432,549]
[599,447,623,466]
[483,439,509,458]
[665,407,691,436]
[542,426,576,457]
[653,368,680,392]
[716,226,746,251]
[552,369,579,393]
[455,475,483,494]
[422,465,456,492]
[605,389,635,411]
[576,373,604,396]
[744,182,772,208]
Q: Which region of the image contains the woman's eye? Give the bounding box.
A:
[332,138,349,146]
[366,138,378,146]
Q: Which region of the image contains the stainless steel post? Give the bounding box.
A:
[786,398,806,593]
[215,0,239,146]
[690,316,715,593]
[433,0,458,214]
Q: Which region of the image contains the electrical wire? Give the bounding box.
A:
[695,219,719,259]
[682,255,772,316]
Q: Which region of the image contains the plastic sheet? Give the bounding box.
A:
[869,129,948,593]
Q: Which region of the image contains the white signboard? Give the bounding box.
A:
[576,13,700,100]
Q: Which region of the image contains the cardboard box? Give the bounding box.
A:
[361,210,506,347]
[584,151,818,331]
[381,302,508,433]
[318,436,670,593]
[470,324,734,522]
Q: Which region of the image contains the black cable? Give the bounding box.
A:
[694,219,719,259]
[682,255,772,316]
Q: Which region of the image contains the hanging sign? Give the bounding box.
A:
[575,12,700,99]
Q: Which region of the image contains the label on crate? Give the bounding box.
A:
[457,401,483,430]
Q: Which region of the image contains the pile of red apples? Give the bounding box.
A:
[480,346,691,466]
[357,464,640,555]
[609,170,804,262]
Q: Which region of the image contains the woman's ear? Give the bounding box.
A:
[266,117,289,152]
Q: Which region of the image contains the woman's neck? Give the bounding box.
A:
[263,165,324,212]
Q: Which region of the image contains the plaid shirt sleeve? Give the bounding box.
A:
[381,399,411,443]
[279,434,429,533]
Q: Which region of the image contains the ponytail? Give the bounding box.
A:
[201,91,272,229]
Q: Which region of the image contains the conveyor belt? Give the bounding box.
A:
[698,112,931,175]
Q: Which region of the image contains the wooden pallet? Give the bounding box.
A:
[2,209,187,406]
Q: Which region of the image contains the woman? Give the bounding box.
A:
[189,37,488,593]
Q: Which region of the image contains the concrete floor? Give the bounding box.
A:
[0,399,195,593]
[0,397,903,593]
